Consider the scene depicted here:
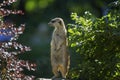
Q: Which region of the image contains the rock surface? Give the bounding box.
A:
[36,78,66,80]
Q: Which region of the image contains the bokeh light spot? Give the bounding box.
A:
[25,0,36,12]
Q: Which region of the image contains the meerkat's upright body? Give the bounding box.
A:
[48,18,70,79]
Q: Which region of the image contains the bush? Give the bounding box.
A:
[0,0,36,79]
[68,1,120,80]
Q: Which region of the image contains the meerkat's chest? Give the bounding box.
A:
[51,29,66,48]
[51,33,60,45]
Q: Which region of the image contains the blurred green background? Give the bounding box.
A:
[1,0,116,78]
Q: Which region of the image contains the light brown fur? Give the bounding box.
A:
[48,18,70,79]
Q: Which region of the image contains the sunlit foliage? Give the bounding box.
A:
[68,1,120,80]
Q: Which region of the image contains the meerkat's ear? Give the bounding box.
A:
[58,20,62,26]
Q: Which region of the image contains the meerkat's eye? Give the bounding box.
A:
[51,20,56,23]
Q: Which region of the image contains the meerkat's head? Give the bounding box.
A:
[48,17,65,28]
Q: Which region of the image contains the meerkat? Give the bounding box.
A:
[48,18,70,79]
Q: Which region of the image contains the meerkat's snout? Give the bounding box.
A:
[48,19,56,27]
[48,21,54,27]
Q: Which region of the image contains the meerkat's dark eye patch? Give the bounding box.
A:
[51,20,56,23]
